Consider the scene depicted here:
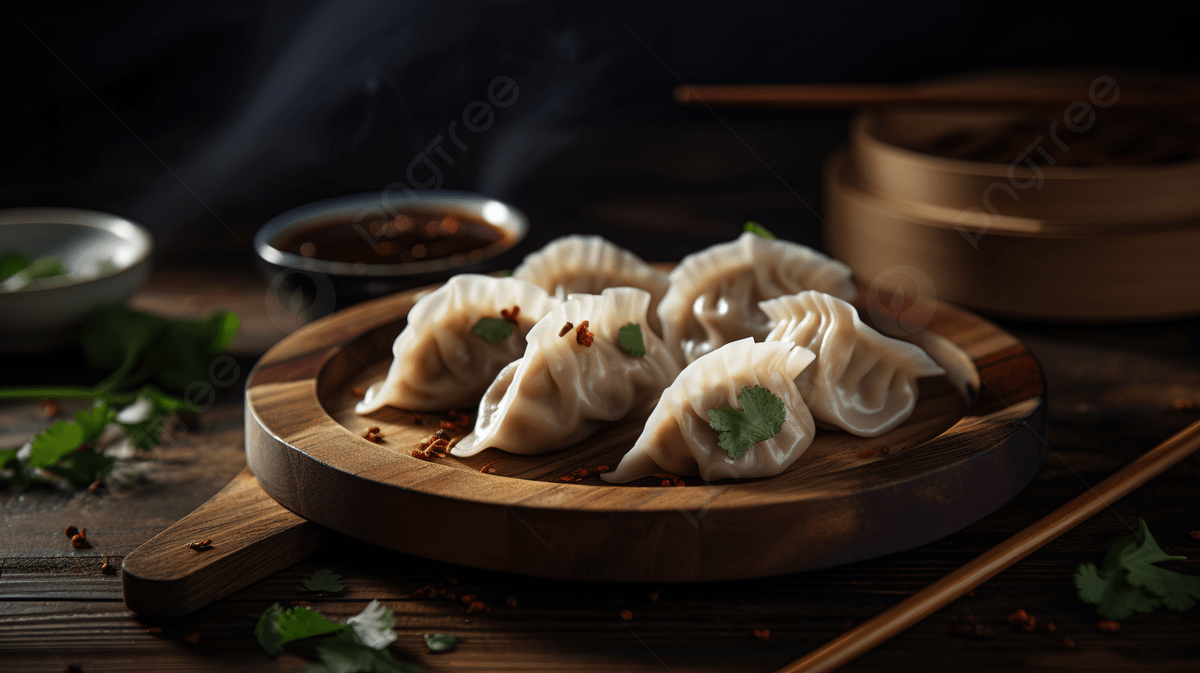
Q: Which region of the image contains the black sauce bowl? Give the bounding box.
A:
[254,190,529,328]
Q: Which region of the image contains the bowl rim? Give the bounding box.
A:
[0,207,154,294]
[254,190,530,277]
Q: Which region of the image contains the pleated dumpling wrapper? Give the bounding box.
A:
[658,232,857,364]
[356,274,560,414]
[603,338,817,483]
[512,235,670,335]
[451,287,681,457]
[760,291,945,438]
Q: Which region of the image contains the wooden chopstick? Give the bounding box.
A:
[672,83,1200,109]
[775,419,1200,673]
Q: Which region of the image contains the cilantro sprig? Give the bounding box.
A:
[298,568,346,593]
[1075,519,1200,620]
[707,386,787,460]
[254,600,416,672]
[471,316,514,343]
[617,323,645,357]
[743,221,777,240]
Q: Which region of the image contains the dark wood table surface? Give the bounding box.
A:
[2,261,1198,673]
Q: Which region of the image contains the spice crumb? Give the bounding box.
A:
[881,446,890,455]
[480,460,499,474]
[70,528,89,549]
[558,322,574,337]
[500,305,521,324]
[620,609,633,621]
[352,387,365,397]
[65,525,79,538]
[188,538,213,552]
[858,450,873,459]
[466,600,489,613]
[1097,619,1120,633]
[753,628,771,641]
[1007,609,1030,625]
[87,479,103,492]
[506,596,518,608]
[575,320,594,347]
[100,556,115,574]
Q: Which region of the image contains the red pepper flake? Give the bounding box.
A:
[648,590,661,603]
[146,626,163,634]
[1061,637,1075,649]
[753,628,771,641]
[100,556,115,574]
[1190,531,1200,540]
[363,426,383,443]
[87,479,104,492]
[182,632,201,644]
[1097,619,1120,633]
[188,538,213,552]
[652,473,686,487]
[480,460,499,474]
[858,450,873,459]
[440,410,471,431]
[500,305,520,324]
[352,387,365,397]
[1006,609,1030,625]
[506,596,518,608]
[560,465,612,482]
[466,600,489,613]
[880,446,890,455]
[70,528,90,549]
[1038,621,1057,633]
[65,525,79,538]
[1174,398,1195,410]
[575,320,594,347]
[619,609,633,621]
[38,399,58,417]
[459,594,477,605]
[558,322,574,337]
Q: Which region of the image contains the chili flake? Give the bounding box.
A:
[466,600,489,613]
[653,473,686,487]
[352,387,365,397]
[506,596,518,608]
[753,628,771,641]
[70,528,89,549]
[858,450,873,459]
[559,465,612,482]
[188,538,213,552]
[1097,619,1120,633]
[65,525,79,538]
[575,320,594,347]
[619,609,633,621]
[500,305,521,324]
[100,556,115,574]
[38,399,58,417]
[480,460,498,474]
[1061,637,1075,649]
[881,446,889,455]
[1006,609,1030,625]
[558,322,574,337]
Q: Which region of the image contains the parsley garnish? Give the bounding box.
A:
[707,386,786,460]
[743,221,777,240]
[297,568,346,593]
[617,323,646,357]
[255,600,413,671]
[471,316,514,343]
[1075,519,1200,620]
[425,633,458,653]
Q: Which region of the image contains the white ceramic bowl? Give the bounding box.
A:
[0,207,153,353]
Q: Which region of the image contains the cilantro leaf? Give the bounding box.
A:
[471,316,513,343]
[1075,519,1200,620]
[425,633,457,653]
[255,603,346,658]
[743,221,777,240]
[617,323,646,357]
[0,252,31,282]
[307,630,419,673]
[0,447,17,470]
[29,402,114,468]
[707,386,786,460]
[298,568,346,593]
[346,600,397,649]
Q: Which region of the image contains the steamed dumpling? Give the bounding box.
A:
[760,291,945,437]
[452,287,681,456]
[657,232,857,364]
[356,275,560,413]
[512,235,670,335]
[603,338,817,483]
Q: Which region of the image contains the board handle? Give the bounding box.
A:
[122,466,324,618]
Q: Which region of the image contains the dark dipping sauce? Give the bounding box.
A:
[275,210,506,265]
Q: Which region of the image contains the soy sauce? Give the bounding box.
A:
[275,211,505,264]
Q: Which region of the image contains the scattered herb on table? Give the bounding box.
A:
[0,306,240,491]
[471,316,513,343]
[1074,518,1200,620]
[424,633,457,653]
[254,600,416,672]
[743,221,777,240]
[617,323,646,357]
[707,386,787,460]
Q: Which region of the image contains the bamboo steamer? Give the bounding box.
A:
[825,72,1200,321]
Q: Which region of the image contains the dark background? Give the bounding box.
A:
[3,0,1199,262]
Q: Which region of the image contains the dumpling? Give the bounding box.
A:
[451,287,681,457]
[760,291,945,437]
[602,338,817,483]
[657,232,857,364]
[356,274,560,414]
[512,235,670,335]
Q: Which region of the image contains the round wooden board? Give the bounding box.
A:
[245,279,1046,582]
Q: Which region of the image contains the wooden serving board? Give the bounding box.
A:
[123,279,1045,617]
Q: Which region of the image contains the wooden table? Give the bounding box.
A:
[2,261,1199,673]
